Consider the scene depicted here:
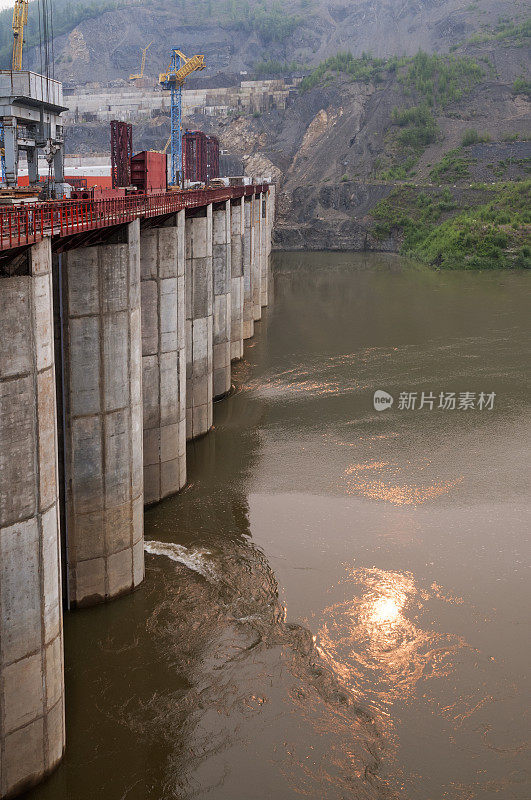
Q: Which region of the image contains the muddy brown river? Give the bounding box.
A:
[28,252,530,800]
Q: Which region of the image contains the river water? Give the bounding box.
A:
[30,252,529,800]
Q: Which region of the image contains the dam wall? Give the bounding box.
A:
[0,185,275,798]
[0,240,65,798]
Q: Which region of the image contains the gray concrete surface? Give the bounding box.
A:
[230,197,245,361]
[252,194,262,322]
[242,197,254,341]
[186,206,213,440]
[212,201,232,399]
[140,211,186,506]
[0,239,65,799]
[260,192,269,308]
[58,220,144,606]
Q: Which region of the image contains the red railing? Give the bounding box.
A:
[0,183,268,252]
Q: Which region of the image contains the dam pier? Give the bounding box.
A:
[0,182,275,799]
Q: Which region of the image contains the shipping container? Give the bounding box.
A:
[130,150,167,194]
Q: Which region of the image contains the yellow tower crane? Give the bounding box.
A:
[158,49,205,88]
[12,0,29,72]
[129,41,153,81]
[159,49,205,185]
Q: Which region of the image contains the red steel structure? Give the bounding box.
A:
[70,187,127,200]
[131,151,167,194]
[110,120,133,188]
[0,184,269,253]
[183,130,208,183]
[206,136,220,182]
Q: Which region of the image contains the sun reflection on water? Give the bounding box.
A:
[371,596,401,625]
[342,462,464,505]
[318,567,467,713]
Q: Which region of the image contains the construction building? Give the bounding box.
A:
[0,70,67,191]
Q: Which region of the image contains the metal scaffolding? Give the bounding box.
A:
[110,120,132,188]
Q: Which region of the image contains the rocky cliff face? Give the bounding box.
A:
[185,37,529,250]
[54,2,530,254]
[18,0,523,86]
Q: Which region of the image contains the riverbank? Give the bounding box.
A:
[274,179,530,269]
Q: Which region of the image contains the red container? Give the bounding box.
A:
[130,151,167,194]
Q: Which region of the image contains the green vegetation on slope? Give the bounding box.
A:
[400,50,484,106]
[299,50,484,101]
[513,77,531,97]
[460,129,491,146]
[379,52,484,180]
[429,149,474,182]
[391,104,439,148]
[372,181,531,269]
[253,59,304,77]
[299,51,388,91]
[298,51,485,182]
[461,16,531,47]
[220,0,304,42]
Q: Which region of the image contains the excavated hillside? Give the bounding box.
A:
[0,0,524,86]
[63,33,530,257]
[185,40,530,250]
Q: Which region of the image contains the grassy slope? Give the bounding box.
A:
[372,181,530,269]
[294,26,530,268]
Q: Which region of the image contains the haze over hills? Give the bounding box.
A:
[1,0,527,266]
[0,0,527,85]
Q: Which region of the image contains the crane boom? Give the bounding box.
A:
[12,0,29,72]
[129,41,153,81]
[159,50,205,88]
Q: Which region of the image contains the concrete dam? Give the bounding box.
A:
[0,183,275,799]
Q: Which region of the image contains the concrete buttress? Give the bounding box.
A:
[268,185,276,251]
[252,194,262,322]
[260,192,269,308]
[242,197,254,340]
[185,205,213,439]
[230,197,244,361]
[212,201,232,399]
[0,238,65,798]
[140,211,186,505]
[57,220,144,607]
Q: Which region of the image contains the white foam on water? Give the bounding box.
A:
[144,540,217,580]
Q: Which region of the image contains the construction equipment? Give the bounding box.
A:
[111,120,133,188]
[12,0,28,71]
[129,41,152,81]
[159,49,205,186]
